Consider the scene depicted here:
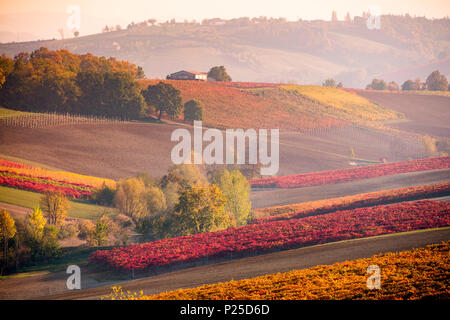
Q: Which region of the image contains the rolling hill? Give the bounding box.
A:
[1,15,448,87]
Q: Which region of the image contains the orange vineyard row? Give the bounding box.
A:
[121,241,450,300]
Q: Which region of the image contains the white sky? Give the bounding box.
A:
[0,0,449,38]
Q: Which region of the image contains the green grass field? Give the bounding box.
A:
[0,186,116,219]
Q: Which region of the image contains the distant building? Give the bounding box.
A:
[166,70,208,81]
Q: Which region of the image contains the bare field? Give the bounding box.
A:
[356,91,450,138]
[0,121,424,179]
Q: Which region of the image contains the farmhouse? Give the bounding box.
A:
[167,70,208,81]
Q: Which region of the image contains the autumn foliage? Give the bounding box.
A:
[89,200,450,272]
[137,241,450,300]
[0,159,115,199]
[139,80,344,130]
[253,182,450,222]
[250,156,450,188]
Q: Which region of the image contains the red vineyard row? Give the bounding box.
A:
[250,156,450,188]
[89,200,450,272]
[255,182,450,223]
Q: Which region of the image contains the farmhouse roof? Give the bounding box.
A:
[182,70,208,75]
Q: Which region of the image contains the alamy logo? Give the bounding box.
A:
[171,121,279,176]
[66,5,81,32]
[66,265,81,290]
[366,5,381,30]
[366,265,381,289]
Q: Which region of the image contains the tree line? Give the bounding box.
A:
[0,47,146,119]
[0,48,226,122]
[323,70,449,92]
[365,70,449,91]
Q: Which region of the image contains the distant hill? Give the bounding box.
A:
[377,58,450,85]
[0,15,449,88]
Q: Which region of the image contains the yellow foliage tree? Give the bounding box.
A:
[174,184,229,235]
[113,178,147,222]
[40,190,71,225]
[27,206,47,240]
[0,209,16,271]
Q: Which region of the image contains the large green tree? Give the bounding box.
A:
[142,81,183,120]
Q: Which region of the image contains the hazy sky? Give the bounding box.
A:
[1,0,449,39]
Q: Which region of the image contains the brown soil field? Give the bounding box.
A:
[0,121,424,179]
[9,227,446,300]
[356,91,450,138]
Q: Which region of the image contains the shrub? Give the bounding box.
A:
[57,223,79,240]
[92,182,116,206]
[183,99,203,121]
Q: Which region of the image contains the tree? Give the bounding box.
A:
[401,79,418,91]
[26,206,46,240]
[366,79,387,90]
[76,71,145,119]
[92,215,112,246]
[0,47,146,114]
[0,210,16,273]
[207,66,232,82]
[114,178,147,222]
[40,225,60,262]
[184,99,203,121]
[331,11,338,22]
[210,169,251,226]
[322,78,337,87]
[92,182,116,206]
[0,54,14,89]
[174,185,229,235]
[144,186,167,215]
[142,81,183,120]
[345,12,352,23]
[387,81,399,91]
[161,164,208,190]
[425,70,448,91]
[40,191,70,225]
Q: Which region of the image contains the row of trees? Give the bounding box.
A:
[322,78,343,88]
[0,48,211,122]
[0,48,145,119]
[366,70,449,91]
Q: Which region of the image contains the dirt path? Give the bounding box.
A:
[15,227,448,300]
[0,202,31,219]
[251,169,450,208]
